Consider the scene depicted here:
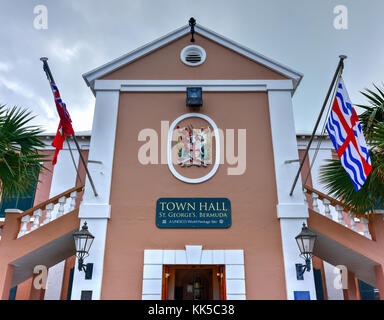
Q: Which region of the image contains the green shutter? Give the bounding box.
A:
[359,280,379,300]
[9,286,17,300]
[313,269,325,300]
[67,268,74,300]
[0,175,38,218]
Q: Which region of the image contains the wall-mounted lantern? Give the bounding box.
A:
[186,87,203,107]
[73,222,95,279]
[295,223,317,280]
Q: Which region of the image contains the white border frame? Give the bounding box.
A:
[180,45,207,66]
[142,246,246,300]
[167,113,220,184]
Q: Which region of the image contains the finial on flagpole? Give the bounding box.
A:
[39,57,54,82]
[338,55,347,72]
[189,17,196,42]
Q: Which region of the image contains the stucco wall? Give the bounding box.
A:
[101,90,286,299]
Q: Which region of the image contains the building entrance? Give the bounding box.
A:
[162,265,226,300]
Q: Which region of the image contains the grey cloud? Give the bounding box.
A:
[0,0,383,133]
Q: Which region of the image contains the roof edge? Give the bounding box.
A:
[83,25,190,92]
[83,23,303,95]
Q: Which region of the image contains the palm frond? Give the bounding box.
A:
[319,151,384,215]
[0,104,47,200]
[356,84,384,135]
[320,83,384,216]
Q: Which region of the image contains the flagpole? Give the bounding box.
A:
[289,55,347,196]
[66,139,83,186]
[40,57,98,197]
[71,135,98,197]
[302,70,342,187]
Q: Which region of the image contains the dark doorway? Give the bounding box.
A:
[175,268,212,300]
[162,265,225,300]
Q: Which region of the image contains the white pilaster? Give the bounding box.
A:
[44,142,80,300]
[49,145,80,198]
[268,89,317,300]
[44,261,66,300]
[71,90,120,300]
[323,261,344,300]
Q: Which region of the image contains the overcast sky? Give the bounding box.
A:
[0,0,383,134]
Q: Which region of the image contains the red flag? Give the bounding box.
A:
[52,123,66,165]
[49,82,75,164]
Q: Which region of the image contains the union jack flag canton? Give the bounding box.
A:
[50,81,75,165]
[50,82,74,136]
[325,77,372,191]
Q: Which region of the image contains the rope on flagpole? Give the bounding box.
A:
[302,68,343,187]
[66,138,83,186]
[72,135,98,197]
[289,55,347,196]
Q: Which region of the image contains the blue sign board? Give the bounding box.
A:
[294,291,310,300]
[156,198,231,228]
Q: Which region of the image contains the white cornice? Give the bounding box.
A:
[93,79,294,92]
[83,24,303,95]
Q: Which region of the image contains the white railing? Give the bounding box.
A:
[303,185,372,239]
[16,185,84,238]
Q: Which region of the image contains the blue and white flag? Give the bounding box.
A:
[325,77,372,191]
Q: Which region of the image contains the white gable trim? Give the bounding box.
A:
[83,25,190,91]
[83,24,303,95]
[194,25,303,91]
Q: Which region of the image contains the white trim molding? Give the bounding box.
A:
[83,24,302,94]
[71,90,120,300]
[168,113,220,184]
[94,79,294,92]
[142,246,246,300]
[267,90,317,300]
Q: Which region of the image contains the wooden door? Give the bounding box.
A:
[218,265,226,300]
[162,266,169,300]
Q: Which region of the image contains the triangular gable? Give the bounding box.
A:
[83,24,303,94]
[100,33,288,82]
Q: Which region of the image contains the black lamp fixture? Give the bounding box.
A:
[295,223,317,280]
[73,222,95,279]
[186,87,203,107]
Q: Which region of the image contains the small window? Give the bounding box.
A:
[180,45,206,66]
[81,290,93,300]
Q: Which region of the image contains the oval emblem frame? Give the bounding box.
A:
[167,113,220,184]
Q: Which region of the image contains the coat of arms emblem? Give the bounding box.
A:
[176,126,212,167]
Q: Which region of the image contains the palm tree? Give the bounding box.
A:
[0,105,46,201]
[355,84,384,140]
[319,84,384,216]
